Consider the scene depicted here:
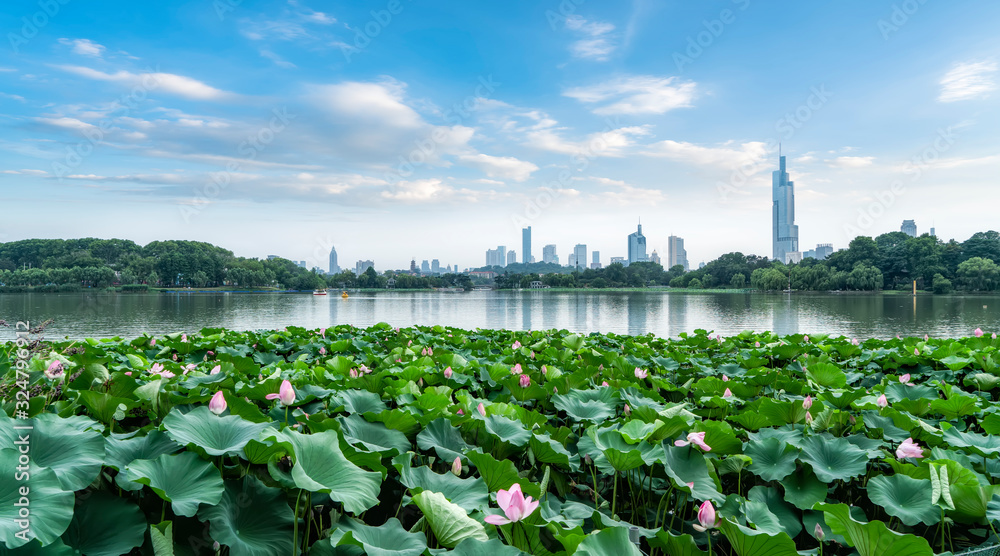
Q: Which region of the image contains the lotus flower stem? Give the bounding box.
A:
[292,488,304,556]
[612,471,618,517]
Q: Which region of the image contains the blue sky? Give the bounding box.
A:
[1,0,998,270]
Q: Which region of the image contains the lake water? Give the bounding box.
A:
[1,291,998,341]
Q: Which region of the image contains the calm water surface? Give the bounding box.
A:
[1,291,998,340]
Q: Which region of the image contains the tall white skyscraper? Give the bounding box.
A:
[627,223,647,264]
[573,244,587,270]
[772,154,799,262]
[668,236,689,271]
[522,227,531,264]
[542,244,558,264]
[328,246,340,274]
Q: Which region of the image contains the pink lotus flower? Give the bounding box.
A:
[45,360,64,379]
[452,457,462,477]
[721,374,729,382]
[803,395,813,409]
[172,354,178,361]
[896,438,924,459]
[408,340,413,346]
[150,338,156,346]
[360,364,371,374]
[635,368,648,379]
[184,363,197,374]
[601,381,609,387]
[805,411,813,424]
[693,500,720,532]
[124,371,133,376]
[427,347,433,356]
[209,392,227,415]
[675,432,711,451]
[529,351,535,359]
[803,335,809,343]
[421,348,428,356]
[541,365,547,375]
[319,347,326,355]
[723,388,733,398]
[814,523,825,541]
[181,334,188,342]
[210,365,221,375]
[924,334,929,341]
[511,363,523,375]
[852,338,859,346]
[876,393,888,408]
[150,363,164,374]
[512,341,522,349]
[900,373,911,384]
[444,367,453,379]
[623,404,631,416]
[519,374,531,388]
[477,402,486,417]
[349,369,359,378]
[914,347,919,356]
[754,341,760,347]
[457,409,464,415]
[483,484,539,526]
[975,328,984,338]
[266,380,296,406]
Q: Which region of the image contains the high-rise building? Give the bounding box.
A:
[507,250,517,265]
[567,253,576,268]
[930,227,936,237]
[627,223,647,264]
[772,155,799,262]
[431,259,441,274]
[573,244,587,270]
[649,250,661,265]
[522,227,531,264]
[485,246,507,267]
[901,220,917,237]
[815,244,833,260]
[591,251,602,270]
[355,260,374,275]
[328,246,340,274]
[421,260,430,273]
[410,259,418,273]
[542,244,558,264]
[610,256,626,266]
[667,236,689,271]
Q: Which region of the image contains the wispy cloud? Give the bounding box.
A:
[641,140,767,170]
[457,153,538,182]
[564,75,696,115]
[938,60,997,102]
[58,38,106,57]
[565,15,616,61]
[54,65,233,100]
[260,49,297,68]
[828,156,875,168]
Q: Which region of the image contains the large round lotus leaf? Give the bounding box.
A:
[797,436,869,483]
[335,517,427,556]
[817,503,934,556]
[483,415,531,447]
[127,451,224,517]
[162,406,272,457]
[412,491,488,548]
[104,430,180,491]
[866,474,940,527]
[27,414,105,491]
[449,538,530,556]
[552,392,616,423]
[573,527,643,556]
[780,468,828,510]
[60,491,147,556]
[745,436,800,481]
[660,444,723,504]
[393,453,489,512]
[717,518,800,556]
[0,538,75,555]
[416,418,473,463]
[0,449,75,549]
[197,476,293,556]
[337,414,411,455]
[265,429,382,514]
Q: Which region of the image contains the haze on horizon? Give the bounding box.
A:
[1,0,998,271]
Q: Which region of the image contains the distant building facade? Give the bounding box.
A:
[485,246,507,267]
[667,235,689,271]
[591,250,602,270]
[542,244,558,264]
[522,227,531,264]
[573,244,587,270]
[627,223,647,264]
[328,246,340,274]
[431,259,441,274]
[773,155,799,262]
[901,220,917,237]
[507,250,517,266]
[355,260,374,275]
[649,250,661,265]
[610,256,626,266]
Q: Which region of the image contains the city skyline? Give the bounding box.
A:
[1,2,997,269]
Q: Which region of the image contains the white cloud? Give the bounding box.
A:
[55,65,232,100]
[260,49,297,68]
[381,179,452,202]
[829,156,875,168]
[2,169,48,176]
[579,176,666,205]
[58,38,106,57]
[565,15,616,61]
[0,92,25,102]
[564,75,696,115]
[525,124,651,157]
[641,140,768,170]
[311,79,424,129]
[35,117,99,132]
[939,61,998,103]
[457,153,538,182]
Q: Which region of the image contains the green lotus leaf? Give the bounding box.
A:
[745,437,799,481]
[781,467,828,510]
[747,486,802,538]
[717,517,800,556]
[661,443,723,503]
[393,453,490,512]
[449,537,530,556]
[127,451,224,517]
[162,406,272,457]
[412,491,488,548]
[60,491,147,556]
[483,415,531,447]
[337,414,411,455]
[552,393,616,423]
[417,418,473,462]
[21,413,105,491]
[573,527,643,556]
[866,474,940,526]
[0,449,75,548]
[816,502,933,556]
[197,476,294,556]
[797,435,869,483]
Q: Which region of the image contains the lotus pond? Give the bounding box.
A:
[2,324,1000,556]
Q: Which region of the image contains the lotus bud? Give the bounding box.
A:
[805,411,813,424]
[624,403,631,415]
[814,523,825,541]
[722,374,729,382]
[803,395,812,409]
[541,365,547,375]
[512,340,521,349]
[876,393,888,408]
[803,335,809,343]
[974,328,984,338]
[350,369,358,378]
[477,402,486,417]
[601,381,609,387]
[444,367,453,379]
[900,373,910,384]
[172,354,178,361]
[209,391,227,415]
[150,338,156,346]
[723,388,733,398]
[319,347,326,355]
[519,374,530,388]
[452,456,462,476]
[457,409,464,415]
[755,341,760,347]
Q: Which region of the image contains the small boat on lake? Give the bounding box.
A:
[341,291,349,298]
[313,289,327,295]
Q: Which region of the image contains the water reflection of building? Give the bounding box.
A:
[666,293,689,338]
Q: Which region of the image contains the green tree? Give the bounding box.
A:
[932,273,953,294]
[846,264,884,291]
[730,273,746,289]
[956,257,999,291]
